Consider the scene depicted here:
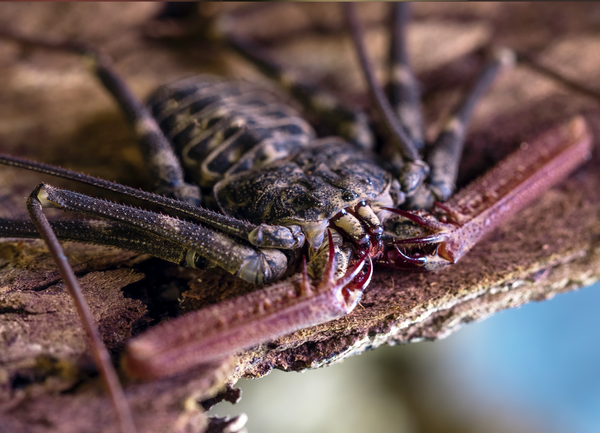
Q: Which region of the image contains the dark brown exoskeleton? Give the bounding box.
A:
[0,4,593,433]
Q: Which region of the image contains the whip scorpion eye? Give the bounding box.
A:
[342,191,357,201]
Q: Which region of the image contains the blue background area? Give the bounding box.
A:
[211,281,600,433]
[445,281,600,433]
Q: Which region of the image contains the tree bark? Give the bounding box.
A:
[0,3,599,432]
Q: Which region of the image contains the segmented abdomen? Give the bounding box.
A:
[147,76,315,188]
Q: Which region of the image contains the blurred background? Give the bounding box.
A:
[210,280,600,433]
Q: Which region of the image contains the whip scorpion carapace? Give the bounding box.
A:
[0,4,594,433]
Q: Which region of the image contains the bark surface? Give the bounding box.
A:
[0,3,599,432]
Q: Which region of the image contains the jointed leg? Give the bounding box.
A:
[344,4,514,209]
[0,154,304,250]
[423,47,515,206]
[29,183,288,284]
[343,3,421,163]
[343,3,429,198]
[0,218,207,269]
[388,3,425,153]
[0,28,201,206]
[213,12,375,150]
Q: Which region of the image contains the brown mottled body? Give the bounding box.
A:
[124,117,593,380]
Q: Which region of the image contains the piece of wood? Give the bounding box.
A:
[0,3,599,432]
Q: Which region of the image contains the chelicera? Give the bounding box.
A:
[0,4,593,433]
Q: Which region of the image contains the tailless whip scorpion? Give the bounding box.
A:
[0,4,595,433]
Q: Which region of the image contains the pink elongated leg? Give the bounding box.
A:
[380,116,593,272]
[123,231,368,380]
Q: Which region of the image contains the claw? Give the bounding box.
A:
[335,253,369,289]
[335,253,370,310]
[378,207,455,271]
[317,229,337,291]
[394,246,427,267]
[347,254,373,292]
[377,245,428,271]
[392,233,446,245]
[380,206,452,270]
[314,228,371,308]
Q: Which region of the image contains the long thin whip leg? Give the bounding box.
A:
[0,154,301,250]
[342,3,420,162]
[343,3,429,197]
[27,193,137,433]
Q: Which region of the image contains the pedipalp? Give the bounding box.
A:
[123,230,368,380]
[380,117,593,272]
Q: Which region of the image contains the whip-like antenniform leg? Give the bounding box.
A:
[0,154,304,250]
[26,194,137,433]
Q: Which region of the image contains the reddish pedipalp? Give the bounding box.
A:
[379,116,593,272]
[124,230,369,380]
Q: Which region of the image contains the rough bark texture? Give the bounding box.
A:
[0,3,599,433]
